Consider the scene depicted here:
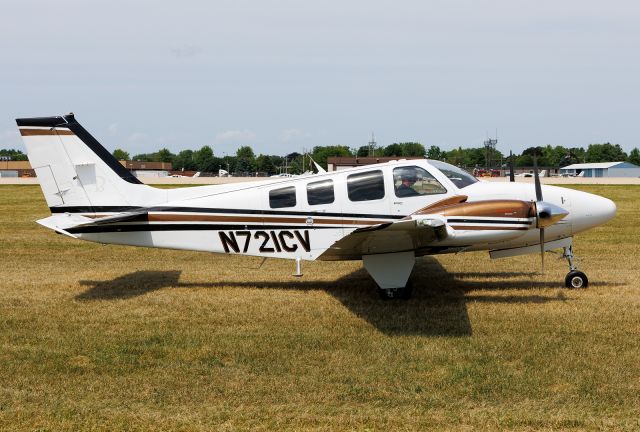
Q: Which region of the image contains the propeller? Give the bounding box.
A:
[533,156,545,271]
[509,150,515,182]
[532,155,568,272]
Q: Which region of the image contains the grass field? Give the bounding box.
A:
[1,185,639,431]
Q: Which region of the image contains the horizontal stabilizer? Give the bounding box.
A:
[78,210,149,226]
[36,214,95,238]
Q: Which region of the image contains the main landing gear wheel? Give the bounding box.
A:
[565,270,588,289]
[562,245,588,289]
[378,281,413,300]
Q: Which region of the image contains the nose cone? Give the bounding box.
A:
[570,191,617,233]
[592,195,617,226]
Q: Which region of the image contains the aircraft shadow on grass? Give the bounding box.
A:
[76,257,620,337]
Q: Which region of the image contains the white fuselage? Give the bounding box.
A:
[68,160,616,261]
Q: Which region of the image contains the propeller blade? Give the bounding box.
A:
[509,150,515,182]
[533,155,543,202]
[539,227,545,273]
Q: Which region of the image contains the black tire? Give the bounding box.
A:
[377,281,413,300]
[565,270,589,289]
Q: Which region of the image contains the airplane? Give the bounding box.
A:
[16,114,617,299]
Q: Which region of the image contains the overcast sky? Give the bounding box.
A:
[2,0,639,156]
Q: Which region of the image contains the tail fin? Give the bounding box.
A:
[16,114,165,212]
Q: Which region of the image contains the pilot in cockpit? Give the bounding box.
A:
[395,169,421,197]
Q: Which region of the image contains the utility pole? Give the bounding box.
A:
[368,132,377,157]
[483,133,498,169]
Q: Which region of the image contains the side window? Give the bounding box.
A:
[307,179,334,205]
[269,186,296,208]
[393,166,447,197]
[347,170,385,202]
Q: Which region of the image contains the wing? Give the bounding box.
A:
[318,195,471,260]
[318,215,449,260]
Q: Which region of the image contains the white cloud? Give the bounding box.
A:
[0,130,21,148]
[280,128,305,142]
[107,123,119,136]
[126,132,149,145]
[171,45,202,58]
[215,130,256,142]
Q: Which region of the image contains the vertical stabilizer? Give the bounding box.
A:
[16,114,165,212]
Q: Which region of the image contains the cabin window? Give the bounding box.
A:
[428,160,477,189]
[347,170,385,202]
[393,166,447,197]
[307,180,334,205]
[269,186,296,208]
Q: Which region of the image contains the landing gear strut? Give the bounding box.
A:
[563,245,588,288]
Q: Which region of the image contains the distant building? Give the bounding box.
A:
[0,160,174,179]
[560,162,640,178]
[119,160,172,171]
[119,160,172,178]
[327,156,423,172]
[0,160,35,177]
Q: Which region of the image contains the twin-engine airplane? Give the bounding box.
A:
[17,114,617,298]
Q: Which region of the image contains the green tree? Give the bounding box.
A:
[356,145,370,157]
[628,148,640,165]
[235,146,256,173]
[444,147,472,166]
[173,150,197,171]
[112,149,130,160]
[585,143,627,163]
[236,146,256,160]
[132,153,153,161]
[400,142,426,157]
[156,148,175,163]
[311,145,353,169]
[426,145,445,160]
[194,146,215,172]
[515,154,533,167]
[0,148,28,161]
[256,154,276,175]
[382,142,426,157]
[383,143,403,157]
[288,159,301,175]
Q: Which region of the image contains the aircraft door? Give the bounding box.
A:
[390,165,449,216]
[303,177,344,258]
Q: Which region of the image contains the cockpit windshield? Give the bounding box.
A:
[428,160,478,189]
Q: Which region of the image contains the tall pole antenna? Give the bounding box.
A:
[368,132,377,157]
[483,132,498,169]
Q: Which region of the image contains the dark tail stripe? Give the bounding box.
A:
[66,119,142,185]
[16,116,68,127]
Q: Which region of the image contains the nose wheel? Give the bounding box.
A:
[563,245,588,288]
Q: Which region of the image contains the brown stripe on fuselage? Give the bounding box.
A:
[416,199,535,219]
[139,214,389,226]
[20,128,74,136]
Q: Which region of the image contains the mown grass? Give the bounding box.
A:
[0,185,638,431]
